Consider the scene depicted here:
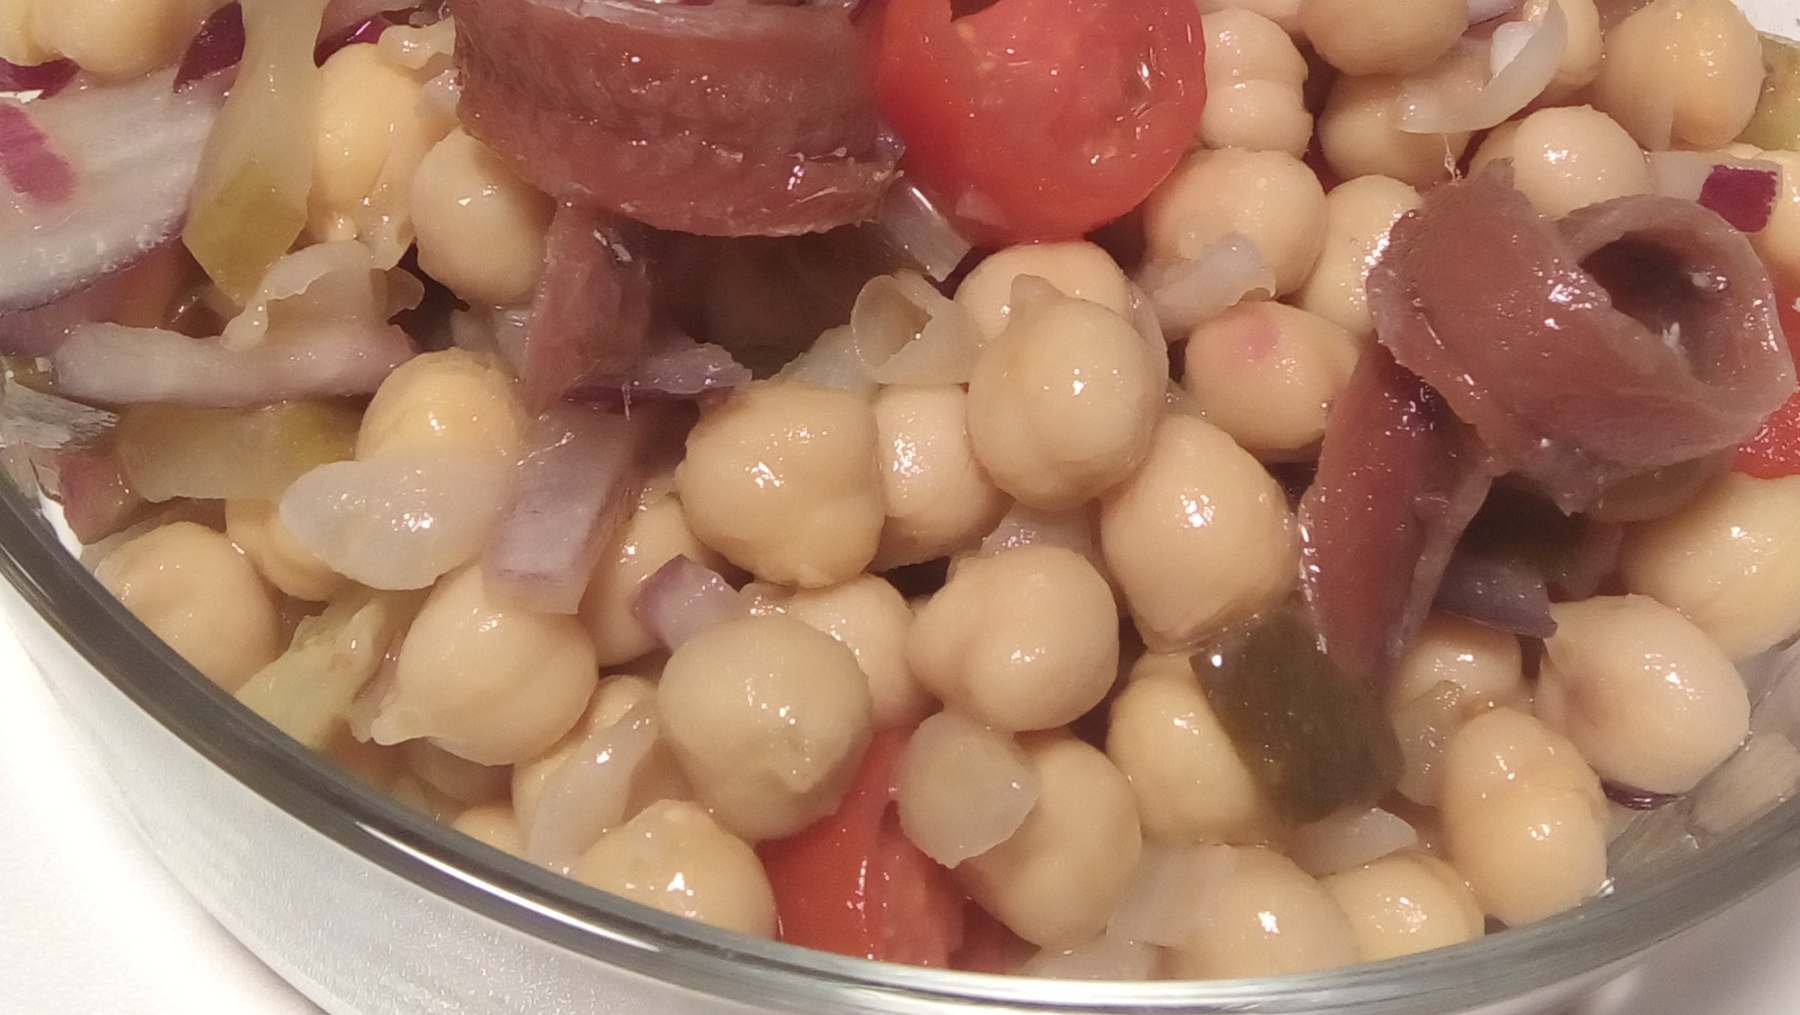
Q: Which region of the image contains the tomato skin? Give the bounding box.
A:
[758,728,966,966]
[871,0,1208,246]
[1734,295,1800,478]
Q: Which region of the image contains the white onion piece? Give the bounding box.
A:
[1288,806,1419,877]
[0,380,116,451]
[484,404,643,615]
[526,701,660,873]
[220,240,418,350]
[279,449,513,591]
[1398,1,1568,134]
[895,712,1040,868]
[1393,681,1466,806]
[776,325,879,397]
[1021,936,1161,981]
[52,321,417,407]
[1468,0,1523,23]
[1133,234,1276,337]
[1691,734,1800,837]
[0,70,221,313]
[1109,844,1236,948]
[632,554,745,650]
[850,271,984,386]
[876,181,973,283]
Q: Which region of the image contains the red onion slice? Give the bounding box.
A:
[483,404,646,615]
[36,444,145,545]
[175,3,246,92]
[0,104,73,204]
[0,58,77,100]
[1649,152,1783,233]
[1134,234,1276,337]
[525,701,660,873]
[0,70,221,314]
[632,554,745,650]
[895,712,1040,868]
[52,322,417,407]
[1398,1,1568,134]
[509,205,652,412]
[280,449,514,591]
[1432,551,1557,638]
[876,181,974,283]
[1288,806,1419,877]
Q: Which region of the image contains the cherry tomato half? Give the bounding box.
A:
[870,0,1208,246]
[758,729,967,966]
[1734,294,1800,478]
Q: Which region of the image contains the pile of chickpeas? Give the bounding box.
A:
[34,0,1800,979]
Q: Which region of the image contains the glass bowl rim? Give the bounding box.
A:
[6,479,1800,1014]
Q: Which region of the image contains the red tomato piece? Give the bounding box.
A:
[1735,294,1800,478]
[758,729,967,966]
[870,0,1208,246]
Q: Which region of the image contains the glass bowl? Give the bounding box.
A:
[4,454,1800,1015]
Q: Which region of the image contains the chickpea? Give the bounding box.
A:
[580,492,733,667]
[956,734,1142,949]
[870,385,1011,570]
[225,499,344,602]
[572,800,778,938]
[95,521,281,692]
[1319,74,1472,191]
[371,565,598,766]
[1292,176,1421,338]
[403,740,509,806]
[0,0,48,65]
[452,802,526,857]
[752,576,933,730]
[1390,613,1527,710]
[1439,709,1609,926]
[909,546,1119,733]
[1469,107,1652,219]
[1106,654,1280,844]
[1322,852,1485,962]
[28,0,216,80]
[1181,302,1360,461]
[1537,596,1748,795]
[1527,0,1604,100]
[512,674,691,831]
[1098,415,1297,651]
[965,293,1163,511]
[1300,0,1464,76]
[411,128,554,306]
[356,349,524,464]
[676,382,885,588]
[1169,846,1358,978]
[1592,0,1764,150]
[1196,0,1301,35]
[954,242,1133,342]
[1732,146,1800,291]
[1200,10,1312,157]
[658,615,872,841]
[1619,473,1800,660]
[310,44,450,248]
[1144,148,1326,296]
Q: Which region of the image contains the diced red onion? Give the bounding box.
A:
[1134,234,1276,337]
[895,712,1040,868]
[280,449,514,591]
[0,103,74,204]
[1432,551,1557,638]
[1109,844,1236,948]
[0,57,77,100]
[876,181,973,283]
[1602,781,1680,812]
[1288,806,1419,877]
[1,380,116,451]
[52,322,416,407]
[1468,0,1523,24]
[1691,734,1800,836]
[1398,1,1568,134]
[525,701,660,873]
[175,3,246,92]
[483,404,645,615]
[633,555,745,650]
[34,445,144,545]
[1649,152,1782,233]
[0,70,221,314]
[1020,937,1161,981]
[510,205,652,411]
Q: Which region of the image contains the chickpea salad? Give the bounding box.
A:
[4,0,1800,983]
